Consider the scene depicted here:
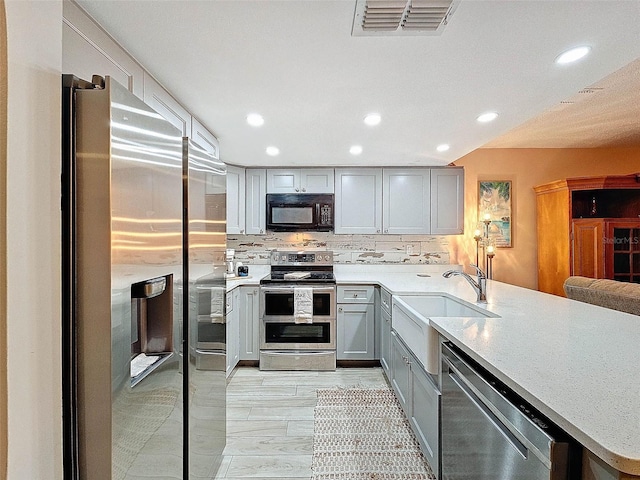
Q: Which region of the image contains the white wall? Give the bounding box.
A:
[5,1,62,478]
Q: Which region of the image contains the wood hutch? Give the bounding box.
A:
[534,173,640,296]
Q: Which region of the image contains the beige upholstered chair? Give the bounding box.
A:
[563,276,640,316]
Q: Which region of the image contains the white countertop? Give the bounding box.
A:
[227,263,640,474]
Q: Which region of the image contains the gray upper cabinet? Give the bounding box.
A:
[226,166,246,235]
[62,1,144,98]
[267,169,334,194]
[430,167,464,235]
[143,73,191,136]
[334,168,383,234]
[383,169,431,235]
[191,117,220,158]
[245,169,267,235]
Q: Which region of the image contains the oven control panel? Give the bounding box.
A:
[270,250,334,265]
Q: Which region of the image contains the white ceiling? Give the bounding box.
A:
[76,0,640,167]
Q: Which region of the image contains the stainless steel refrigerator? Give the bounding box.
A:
[62,75,226,479]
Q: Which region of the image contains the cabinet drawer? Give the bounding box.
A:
[380,288,392,314]
[337,285,375,303]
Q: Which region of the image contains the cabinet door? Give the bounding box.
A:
[383,169,431,234]
[226,166,246,234]
[605,220,640,282]
[572,219,604,278]
[143,73,191,136]
[191,117,219,158]
[410,364,440,473]
[390,332,411,413]
[245,169,267,234]
[62,1,144,99]
[226,289,240,377]
[239,287,260,361]
[337,303,375,360]
[380,308,391,377]
[334,168,383,234]
[267,169,299,193]
[431,167,464,235]
[300,169,334,193]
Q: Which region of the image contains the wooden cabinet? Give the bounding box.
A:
[334,168,383,234]
[572,219,604,278]
[239,287,260,361]
[431,167,464,235]
[535,174,640,295]
[335,167,463,235]
[267,168,334,194]
[383,168,431,234]
[337,285,375,360]
[245,169,267,235]
[226,166,246,234]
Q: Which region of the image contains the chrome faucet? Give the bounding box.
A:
[442,264,487,303]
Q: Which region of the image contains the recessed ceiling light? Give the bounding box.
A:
[349,145,363,155]
[246,113,264,127]
[476,112,498,123]
[555,46,591,65]
[364,113,381,126]
[266,146,280,157]
[265,146,280,156]
[436,144,450,152]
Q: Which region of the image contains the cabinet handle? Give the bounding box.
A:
[353,293,358,297]
[260,229,264,234]
[302,188,306,192]
[384,229,389,233]
[240,229,244,234]
[338,307,343,312]
[376,229,381,233]
[295,188,300,192]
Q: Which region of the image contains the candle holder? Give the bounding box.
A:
[474,215,497,279]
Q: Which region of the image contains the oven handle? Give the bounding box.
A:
[260,286,336,293]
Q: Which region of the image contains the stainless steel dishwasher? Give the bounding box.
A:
[441,342,576,480]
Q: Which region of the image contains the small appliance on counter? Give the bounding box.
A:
[225,249,235,277]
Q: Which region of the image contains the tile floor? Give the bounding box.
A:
[214,366,388,479]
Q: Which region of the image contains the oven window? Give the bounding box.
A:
[265,323,331,343]
[263,292,332,316]
[197,322,226,345]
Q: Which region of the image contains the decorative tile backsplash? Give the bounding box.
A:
[227,232,454,265]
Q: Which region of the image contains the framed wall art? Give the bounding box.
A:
[478,180,512,248]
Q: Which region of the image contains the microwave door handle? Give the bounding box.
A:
[315,203,320,224]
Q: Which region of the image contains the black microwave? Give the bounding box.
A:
[266,194,334,231]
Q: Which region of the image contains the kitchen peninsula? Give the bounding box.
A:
[227,264,640,479]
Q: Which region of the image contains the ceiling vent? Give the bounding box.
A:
[352,0,459,37]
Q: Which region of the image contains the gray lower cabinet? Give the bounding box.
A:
[239,286,260,361]
[390,330,441,477]
[337,303,375,360]
[226,289,240,377]
[390,331,411,412]
[410,359,440,475]
[379,289,392,377]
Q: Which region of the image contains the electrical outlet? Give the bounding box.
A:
[406,245,413,255]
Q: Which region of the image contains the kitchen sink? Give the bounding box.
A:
[392,295,497,375]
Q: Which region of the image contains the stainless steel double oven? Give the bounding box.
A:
[259,251,336,370]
